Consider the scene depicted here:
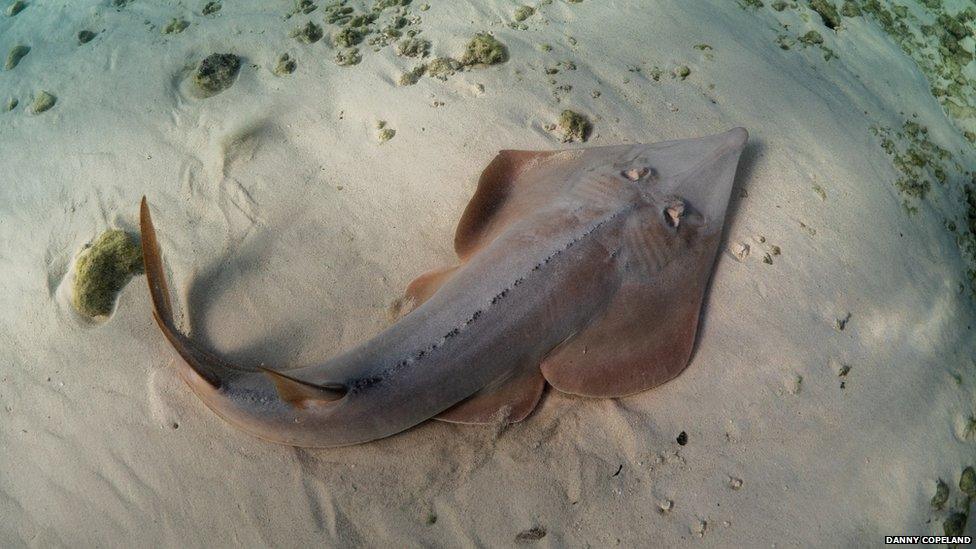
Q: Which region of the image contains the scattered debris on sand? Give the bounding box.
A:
[71,230,144,319]
[193,53,241,96]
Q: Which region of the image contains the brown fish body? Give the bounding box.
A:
[141,128,748,447]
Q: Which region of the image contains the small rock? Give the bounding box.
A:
[515,527,546,543]
[29,90,55,114]
[78,30,98,44]
[730,242,750,261]
[5,44,29,70]
[931,479,949,510]
[193,53,241,96]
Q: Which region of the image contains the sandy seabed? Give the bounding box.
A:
[1,0,976,546]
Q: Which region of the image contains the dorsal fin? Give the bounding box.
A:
[389,265,459,320]
[259,367,346,407]
[454,150,560,259]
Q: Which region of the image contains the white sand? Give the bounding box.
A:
[1,0,975,546]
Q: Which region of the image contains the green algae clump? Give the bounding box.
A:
[557,109,591,143]
[426,57,459,80]
[931,479,950,509]
[334,26,364,47]
[202,1,221,15]
[292,21,324,43]
[809,0,841,30]
[961,466,976,496]
[674,65,691,79]
[193,53,241,96]
[840,0,861,17]
[513,5,534,22]
[5,45,29,70]
[377,127,395,143]
[274,53,297,76]
[395,37,430,58]
[162,18,189,34]
[799,30,824,45]
[334,47,361,66]
[78,30,98,44]
[943,512,967,537]
[460,33,507,66]
[71,230,144,319]
[6,0,25,16]
[29,90,55,114]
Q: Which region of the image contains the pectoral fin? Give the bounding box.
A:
[454,149,562,259]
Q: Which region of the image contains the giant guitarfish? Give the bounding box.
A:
[140,127,749,447]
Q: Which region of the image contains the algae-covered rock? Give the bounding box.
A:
[961,466,976,496]
[193,53,241,96]
[557,109,591,143]
[809,0,841,29]
[460,33,507,66]
[931,479,950,509]
[943,512,967,537]
[5,45,29,70]
[294,0,315,15]
[377,127,395,143]
[292,21,323,43]
[398,64,426,85]
[674,65,691,79]
[513,5,534,21]
[29,90,55,114]
[162,18,189,34]
[4,97,17,111]
[71,230,144,319]
[334,26,364,47]
[78,30,98,44]
[799,30,824,45]
[274,53,297,76]
[202,1,221,15]
[840,0,860,17]
[426,57,459,79]
[6,0,25,16]
[395,37,430,57]
[334,47,361,66]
